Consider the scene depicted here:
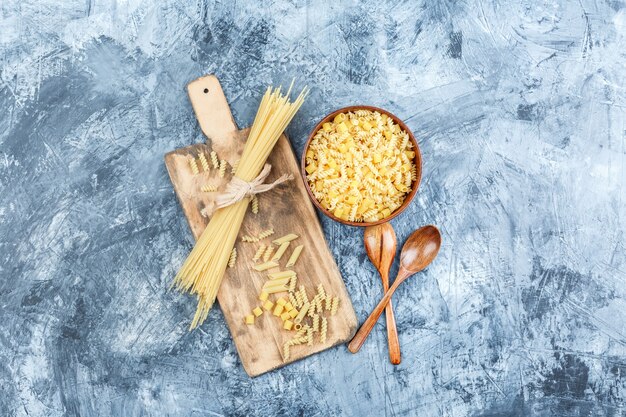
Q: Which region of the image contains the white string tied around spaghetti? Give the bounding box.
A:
[214,164,293,212]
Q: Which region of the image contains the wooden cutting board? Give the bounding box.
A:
[164,75,357,377]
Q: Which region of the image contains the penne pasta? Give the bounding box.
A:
[268,270,296,280]
[253,261,279,271]
[285,245,304,267]
[294,302,310,324]
[271,241,291,261]
[272,233,299,245]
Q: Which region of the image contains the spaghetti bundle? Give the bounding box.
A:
[173,84,308,329]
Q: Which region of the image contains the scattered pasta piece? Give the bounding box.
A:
[294,302,310,324]
[219,159,227,178]
[288,292,299,309]
[320,317,327,342]
[252,307,263,317]
[289,275,297,292]
[283,320,293,330]
[241,235,259,243]
[259,291,269,301]
[273,305,284,316]
[306,327,313,346]
[263,245,275,262]
[312,314,319,332]
[201,184,217,192]
[273,233,299,245]
[269,270,296,280]
[317,284,326,300]
[262,300,274,311]
[299,286,309,305]
[325,295,332,310]
[258,228,275,240]
[253,244,266,261]
[288,336,308,346]
[244,315,254,325]
[285,245,304,267]
[227,248,237,268]
[276,298,287,307]
[253,261,279,271]
[294,325,309,338]
[198,153,210,172]
[263,277,291,288]
[272,241,290,261]
[330,297,339,315]
[316,296,324,314]
[288,308,298,319]
[231,159,240,174]
[265,285,289,294]
[251,195,259,214]
[189,157,199,175]
[283,343,290,360]
[280,311,291,321]
[210,151,219,169]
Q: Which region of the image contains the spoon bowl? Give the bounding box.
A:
[348,225,442,354]
[399,225,442,275]
[364,224,401,364]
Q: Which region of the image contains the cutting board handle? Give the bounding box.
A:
[187,75,239,141]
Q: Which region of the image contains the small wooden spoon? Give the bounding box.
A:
[364,224,401,365]
[348,225,442,354]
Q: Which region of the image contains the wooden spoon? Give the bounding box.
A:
[348,225,442,354]
[364,224,401,365]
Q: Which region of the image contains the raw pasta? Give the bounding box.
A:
[271,241,290,261]
[210,151,219,169]
[272,233,298,245]
[189,157,199,175]
[172,83,307,330]
[312,314,319,332]
[320,317,327,342]
[258,228,275,239]
[330,297,339,315]
[227,248,237,268]
[263,245,274,262]
[285,245,303,267]
[201,184,217,192]
[253,244,266,261]
[251,195,259,214]
[198,153,210,172]
[268,270,296,280]
[218,160,227,178]
[305,109,416,222]
[253,261,279,271]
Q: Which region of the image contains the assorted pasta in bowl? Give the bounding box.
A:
[302,106,421,226]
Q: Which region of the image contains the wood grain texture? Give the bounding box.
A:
[164,75,357,376]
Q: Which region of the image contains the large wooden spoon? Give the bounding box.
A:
[348,225,442,354]
[364,224,401,364]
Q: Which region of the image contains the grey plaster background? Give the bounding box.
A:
[1,0,625,416]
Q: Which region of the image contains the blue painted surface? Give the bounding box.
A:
[1,1,625,416]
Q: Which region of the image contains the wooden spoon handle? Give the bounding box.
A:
[385,299,401,364]
[348,279,401,354]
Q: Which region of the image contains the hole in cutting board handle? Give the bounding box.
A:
[203,88,209,94]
